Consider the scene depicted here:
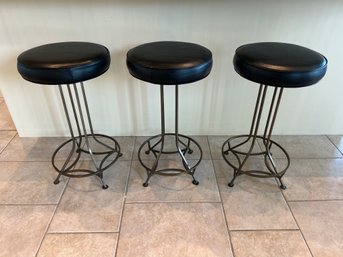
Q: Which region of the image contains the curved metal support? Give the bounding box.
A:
[222,85,289,189]
[52,83,122,189]
[140,84,202,187]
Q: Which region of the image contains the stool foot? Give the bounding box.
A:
[279,178,287,190]
[54,179,60,185]
[102,184,109,189]
[143,182,149,187]
[228,182,235,187]
[192,179,199,185]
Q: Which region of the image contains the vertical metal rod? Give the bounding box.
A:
[80,82,95,135]
[174,85,190,169]
[67,85,82,140]
[248,84,264,135]
[54,85,77,183]
[266,88,283,147]
[263,87,278,140]
[73,84,99,170]
[265,88,283,175]
[151,85,166,171]
[80,82,114,152]
[239,85,268,169]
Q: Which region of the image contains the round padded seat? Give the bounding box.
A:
[17,42,110,85]
[126,41,213,85]
[233,42,328,88]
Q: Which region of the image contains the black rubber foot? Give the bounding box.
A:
[280,184,287,190]
[102,184,109,189]
[143,182,149,187]
[118,153,123,157]
[228,182,234,187]
[223,150,229,155]
[192,180,199,185]
[54,180,60,185]
[145,150,150,155]
[188,149,193,154]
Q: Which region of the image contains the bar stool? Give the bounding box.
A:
[126,41,212,187]
[222,42,327,189]
[17,42,122,189]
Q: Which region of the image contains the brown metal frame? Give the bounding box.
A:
[222,84,290,189]
[52,82,122,189]
[138,84,202,187]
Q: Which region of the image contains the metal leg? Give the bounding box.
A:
[222,84,290,189]
[138,84,202,187]
[51,82,122,189]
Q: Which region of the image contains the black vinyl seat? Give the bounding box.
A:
[17,42,110,85]
[222,42,327,190]
[126,41,213,187]
[17,41,121,189]
[126,41,212,85]
[233,42,327,88]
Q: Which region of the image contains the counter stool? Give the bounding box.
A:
[126,41,212,187]
[222,42,327,189]
[17,42,122,189]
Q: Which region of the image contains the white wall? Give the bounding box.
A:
[0,0,342,136]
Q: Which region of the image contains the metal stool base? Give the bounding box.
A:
[222,84,290,189]
[53,82,122,189]
[139,133,202,187]
[52,134,122,189]
[222,135,289,189]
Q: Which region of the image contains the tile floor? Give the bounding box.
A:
[0,98,343,256]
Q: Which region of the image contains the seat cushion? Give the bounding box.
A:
[233,42,328,88]
[126,41,213,85]
[17,42,110,85]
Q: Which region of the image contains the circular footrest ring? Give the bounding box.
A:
[52,133,122,179]
[138,133,202,183]
[222,135,290,179]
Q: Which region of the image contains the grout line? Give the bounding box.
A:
[287,199,343,203]
[0,131,17,155]
[0,203,56,206]
[125,200,222,204]
[230,228,300,233]
[326,135,343,156]
[114,136,136,257]
[46,231,119,235]
[279,183,315,257]
[34,177,71,257]
[207,136,237,257]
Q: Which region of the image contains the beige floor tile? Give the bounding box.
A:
[116,203,233,257]
[133,135,210,160]
[0,102,16,131]
[282,159,343,201]
[328,135,343,153]
[231,231,311,257]
[209,135,262,160]
[269,135,342,158]
[290,201,343,257]
[0,205,55,257]
[0,162,67,204]
[0,131,16,153]
[0,136,70,161]
[49,161,130,233]
[126,160,220,203]
[37,233,118,257]
[214,160,297,230]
